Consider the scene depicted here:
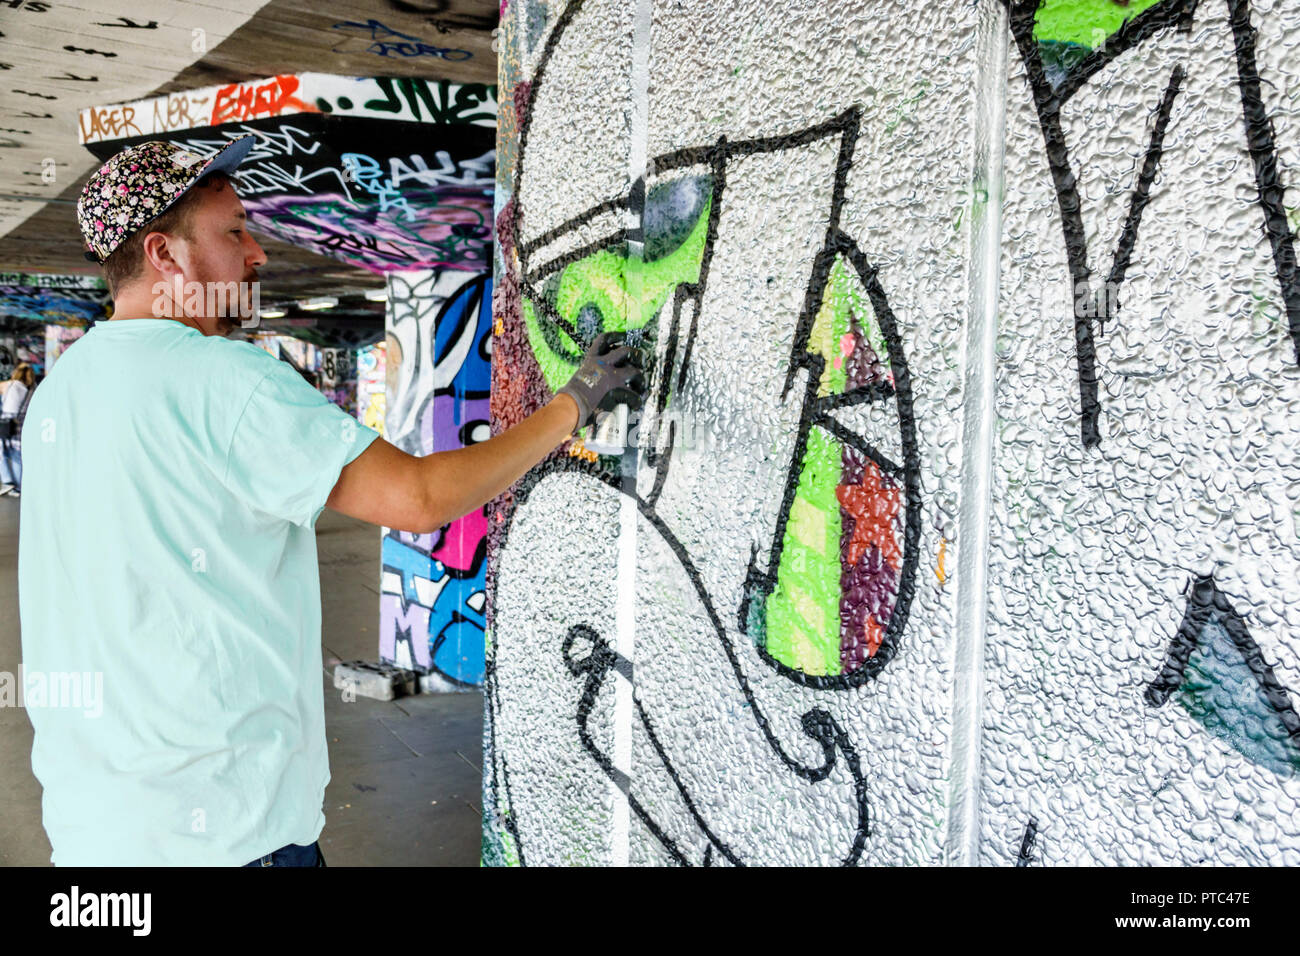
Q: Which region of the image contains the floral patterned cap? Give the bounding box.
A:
[76,136,255,264]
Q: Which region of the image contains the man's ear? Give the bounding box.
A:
[142,230,182,279]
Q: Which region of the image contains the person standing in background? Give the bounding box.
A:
[0,363,35,497]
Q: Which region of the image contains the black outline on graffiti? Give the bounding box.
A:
[1145,575,1300,768]
[516,110,924,690]
[487,457,871,866]
[1016,816,1039,867]
[1003,0,1300,447]
[1003,0,1194,448]
[1226,0,1300,368]
[740,227,922,689]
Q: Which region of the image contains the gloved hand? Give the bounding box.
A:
[557,331,647,430]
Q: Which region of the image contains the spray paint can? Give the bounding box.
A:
[585,403,629,456]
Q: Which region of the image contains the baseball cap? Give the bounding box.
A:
[76,136,255,264]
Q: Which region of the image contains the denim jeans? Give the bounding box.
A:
[242,841,326,867]
[0,436,18,490]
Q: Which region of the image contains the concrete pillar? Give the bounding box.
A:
[380,270,492,690]
[355,341,386,435]
[484,0,1300,866]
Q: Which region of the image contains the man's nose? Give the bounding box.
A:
[244,231,267,269]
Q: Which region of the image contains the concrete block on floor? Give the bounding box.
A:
[334,660,419,702]
[419,671,480,694]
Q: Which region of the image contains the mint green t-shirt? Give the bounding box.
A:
[17,318,380,866]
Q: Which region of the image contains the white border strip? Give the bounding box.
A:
[609,0,655,869]
[945,0,1009,868]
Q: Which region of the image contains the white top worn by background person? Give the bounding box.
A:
[1,380,27,418]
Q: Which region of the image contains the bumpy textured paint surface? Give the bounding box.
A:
[986,0,1300,865]
[485,0,1300,865]
[381,270,493,687]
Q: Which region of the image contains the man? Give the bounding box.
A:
[17,135,644,866]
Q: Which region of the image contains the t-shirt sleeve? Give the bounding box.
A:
[222,358,380,528]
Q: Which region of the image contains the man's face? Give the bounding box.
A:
[169,177,266,337]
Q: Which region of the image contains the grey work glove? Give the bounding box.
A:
[558,331,647,430]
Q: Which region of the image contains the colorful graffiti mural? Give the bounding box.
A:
[484,0,1300,866]
[381,271,493,688]
[0,327,45,379]
[0,273,108,325]
[78,74,497,145]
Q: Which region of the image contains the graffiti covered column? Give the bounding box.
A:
[356,340,387,436]
[380,270,494,690]
[983,0,1300,865]
[485,0,989,865]
[486,0,1300,867]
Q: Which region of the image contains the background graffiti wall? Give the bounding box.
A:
[381,269,493,689]
[246,334,361,415]
[483,0,1300,865]
[0,273,108,327]
[0,327,45,379]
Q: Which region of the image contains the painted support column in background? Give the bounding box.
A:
[380,269,494,690]
[356,340,387,436]
[44,326,85,370]
[319,347,358,418]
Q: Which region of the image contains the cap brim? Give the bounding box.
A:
[200,135,255,178]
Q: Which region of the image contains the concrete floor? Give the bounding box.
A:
[0,497,484,866]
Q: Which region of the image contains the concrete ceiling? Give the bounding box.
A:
[0,0,497,309]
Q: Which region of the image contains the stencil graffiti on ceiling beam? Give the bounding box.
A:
[1002,0,1300,448]
[1145,575,1300,778]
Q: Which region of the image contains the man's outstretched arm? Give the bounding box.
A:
[326,394,578,533]
[326,333,644,533]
